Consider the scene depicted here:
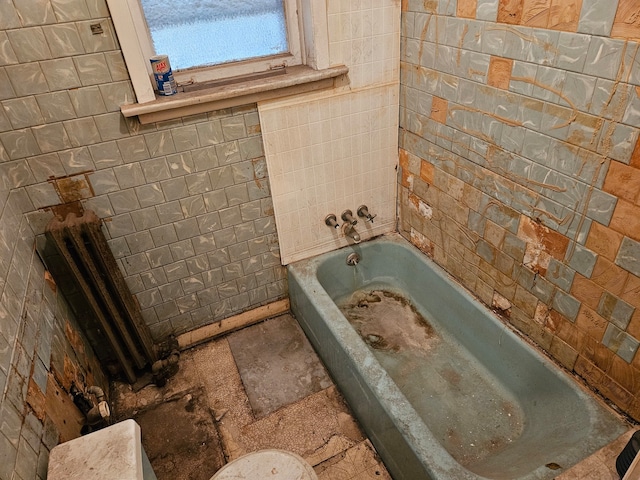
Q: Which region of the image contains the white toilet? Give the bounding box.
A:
[48,420,317,480]
[210,449,318,479]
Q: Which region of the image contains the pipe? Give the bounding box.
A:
[87,385,106,403]
[86,401,110,425]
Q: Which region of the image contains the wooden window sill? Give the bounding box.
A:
[121,65,349,124]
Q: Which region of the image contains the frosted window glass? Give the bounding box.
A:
[140,0,288,71]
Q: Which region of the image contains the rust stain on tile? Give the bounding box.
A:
[44,270,57,292]
[518,215,570,262]
[408,192,432,218]
[410,228,435,257]
[420,160,434,184]
[27,377,46,421]
[54,174,94,203]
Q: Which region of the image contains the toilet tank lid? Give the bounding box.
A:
[48,419,145,480]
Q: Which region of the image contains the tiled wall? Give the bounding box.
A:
[0,1,286,478]
[0,192,108,478]
[260,0,401,264]
[0,1,286,342]
[399,0,640,420]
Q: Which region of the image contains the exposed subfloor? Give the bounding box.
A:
[110,312,635,480]
[111,313,391,480]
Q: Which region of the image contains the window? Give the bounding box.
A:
[107,0,314,104]
[140,0,292,71]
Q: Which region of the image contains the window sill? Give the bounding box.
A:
[121,65,349,124]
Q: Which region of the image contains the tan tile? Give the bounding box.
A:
[401,167,414,189]
[586,431,634,478]
[580,335,614,373]
[521,0,551,28]
[497,0,523,24]
[621,274,640,309]
[555,315,584,350]
[597,373,634,412]
[518,215,570,261]
[611,0,640,39]
[549,335,578,369]
[610,198,640,242]
[190,339,255,428]
[603,160,640,205]
[487,56,513,90]
[571,274,605,310]
[456,0,477,18]
[575,305,608,341]
[630,132,640,168]
[484,219,506,248]
[586,221,623,261]
[237,386,365,459]
[420,159,434,184]
[430,96,448,124]
[627,310,640,341]
[574,355,606,388]
[548,0,582,31]
[626,395,640,421]
[398,148,409,169]
[305,435,357,467]
[609,355,640,393]
[316,441,391,480]
[591,257,629,296]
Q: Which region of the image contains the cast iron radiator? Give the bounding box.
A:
[45,210,158,383]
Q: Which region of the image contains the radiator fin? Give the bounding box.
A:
[45,210,157,383]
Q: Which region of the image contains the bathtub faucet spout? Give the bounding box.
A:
[342,222,361,243]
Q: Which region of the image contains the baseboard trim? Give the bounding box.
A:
[176,299,290,350]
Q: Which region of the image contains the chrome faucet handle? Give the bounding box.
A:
[341,209,357,225]
[325,214,340,229]
[357,205,376,223]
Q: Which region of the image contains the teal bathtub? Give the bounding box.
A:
[288,233,628,480]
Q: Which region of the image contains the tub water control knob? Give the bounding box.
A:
[325,214,340,229]
[357,205,376,223]
[341,209,358,225]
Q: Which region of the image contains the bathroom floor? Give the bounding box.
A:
[111,312,633,480]
[111,313,391,479]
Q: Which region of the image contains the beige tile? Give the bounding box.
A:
[237,386,365,458]
[316,440,392,480]
[557,429,634,479]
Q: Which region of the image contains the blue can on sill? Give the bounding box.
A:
[150,55,177,96]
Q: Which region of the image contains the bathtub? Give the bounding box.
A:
[288,233,628,480]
